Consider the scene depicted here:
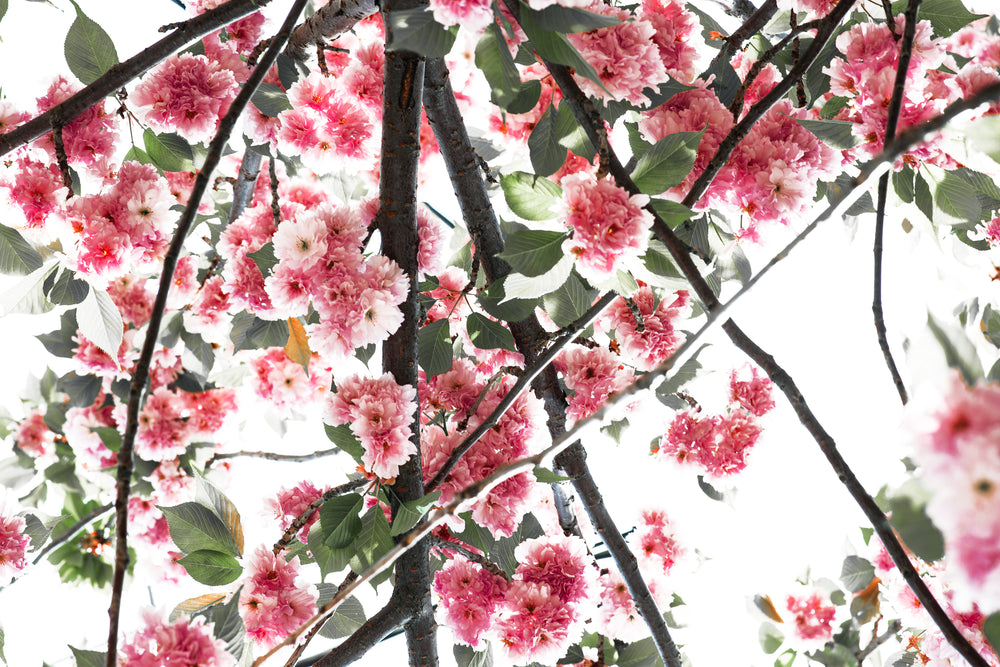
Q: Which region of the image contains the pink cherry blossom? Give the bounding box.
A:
[497,581,580,664]
[784,591,836,643]
[0,508,29,583]
[118,608,234,667]
[603,286,688,371]
[434,557,509,646]
[514,534,596,606]
[729,364,776,417]
[15,410,55,458]
[34,76,118,168]
[1,157,68,228]
[429,0,493,33]
[635,507,683,576]
[267,481,329,544]
[238,545,318,650]
[556,343,635,424]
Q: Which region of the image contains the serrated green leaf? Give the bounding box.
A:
[648,199,693,229]
[324,423,365,461]
[475,24,541,114]
[181,328,215,374]
[58,372,102,409]
[918,0,986,37]
[178,550,243,586]
[351,505,393,583]
[64,1,118,86]
[194,588,245,660]
[309,521,353,580]
[601,417,629,444]
[161,502,241,558]
[319,595,366,639]
[501,171,562,221]
[517,2,607,94]
[935,171,982,222]
[230,312,289,351]
[655,344,709,402]
[386,8,457,58]
[250,82,292,117]
[616,636,660,667]
[496,229,567,277]
[467,313,516,351]
[888,494,944,562]
[42,267,89,306]
[0,226,43,276]
[820,95,849,119]
[491,513,543,576]
[390,490,442,536]
[532,466,571,483]
[69,646,106,667]
[418,319,453,380]
[554,102,596,159]
[455,644,495,667]
[927,311,983,384]
[248,242,278,276]
[839,555,875,593]
[76,288,123,367]
[794,117,859,150]
[123,145,153,165]
[915,170,933,222]
[528,105,566,178]
[477,278,538,322]
[533,4,620,31]
[542,271,597,327]
[320,493,364,549]
[143,129,193,172]
[631,130,704,194]
[195,479,244,557]
[893,165,915,204]
[91,426,122,452]
[0,262,57,315]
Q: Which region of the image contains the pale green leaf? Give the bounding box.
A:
[390,491,442,537]
[0,226,43,276]
[496,229,567,277]
[631,130,704,194]
[64,1,118,85]
[77,288,124,369]
[418,319,453,380]
[467,313,516,351]
[500,171,562,221]
[161,502,241,557]
[386,8,457,57]
[178,550,243,586]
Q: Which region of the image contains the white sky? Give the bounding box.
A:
[2,1,1000,666]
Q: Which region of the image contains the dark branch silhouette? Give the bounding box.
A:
[0,0,271,157]
[228,149,263,224]
[103,2,310,663]
[872,0,920,406]
[284,0,378,61]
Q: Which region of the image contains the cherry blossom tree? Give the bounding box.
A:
[1,0,1000,665]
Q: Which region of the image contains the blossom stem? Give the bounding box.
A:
[872,0,921,406]
[103,2,309,664]
[0,0,272,157]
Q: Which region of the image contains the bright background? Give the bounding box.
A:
[1,1,999,665]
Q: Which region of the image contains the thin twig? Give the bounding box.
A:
[206,446,340,469]
[429,534,510,581]
[32,502,114,565]
[0,0,272,157]
[872,0,921,406]
[707,0,779,76]
[273,478,367,555]
[103,3,309,664]
[857,618,902,662]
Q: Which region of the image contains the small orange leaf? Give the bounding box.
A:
[285,317,312,375]
[709,30,726,40]
[169,593,226,621]
[754,594,785,623]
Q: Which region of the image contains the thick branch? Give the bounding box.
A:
[0,0,271,157]
[377,5,435,664]
[284,0,378,61]
[555,446,683,667]
[873,0,920,406]
[707,0,778,77]
[228,149,263,224]
[309,596,409,667]
[104,3,309,663]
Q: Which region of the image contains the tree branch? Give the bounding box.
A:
[228,149,263,224]
[0,0,271,157]
[32,502,114,565]
[103,2,309,663]
[872,0,920,406]
[707,0,778,76]
[857,618,902,662]
[273,478,367,555]
[309,595,409,667]
[555,446,682,667]
[284,0,378,61]
[206,446,340,470]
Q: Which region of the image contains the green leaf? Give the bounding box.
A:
[616,637,660,667]
[983,612,1000,656]
[794,117,859,150]
[601,417,630,444]
[325,424,365,462]
[918,0,987,37]
[390,490,442,536]
[161,502,242,557]
[0,623,5,665]
[533,4,620,31]
[43,267,89,306]
[350,505,393,582]
[58,372,102,409]
[532,466,571,483]
[320,493,364,549]
[935,170,982,222]
[839,555,875,593]
[69,646,106,667]
[477,278,538,322]
[318,595,367,639]
[455,644,495,667]
[497,229,567,277]
[91,426,122,452]
[759,622,784,655]
[888,494,944,562]
[631,130,704,194]
[76,288,123,367]
[180,329,215,374]
[230,312,289,351]
[893,165,915,204]
[554,103,596,159]
[386,8,457,58]
[517,2,607,93]
[475,25,541,114]
[248,242,278,276]
[655,344,709,404]
[143,129,193,172]
[194,588,245,660]
[467,313,516,351]
[0,226,43,276]
[195,479,244,557]
[927,311,983,384]
[648,199,694,228]
[686,3,726,49]
[0,262,56,315]
[528,105,567,178]
[500,171,562,221]
[308,521,353,580]
[64,1,118,86]
[38,310,78,359]
[820,95,849,119]
[914,170,933,222]
[178,550,243,586]
[0,0,7,25]
[250,82,292,117]
[542,271,597,327]
[418,319,453,380]
[491,513,543,576]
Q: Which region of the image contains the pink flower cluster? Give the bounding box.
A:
[641,0,700,84]
[34,76,118,169]
[556,343,635,425]
[132,387,238,462]
[560,173,654,285]
[658,365,774,476]
[267,481,329,544]
[248,348,332,414]
[434,535,595,663]
[238,546,318,650]
[0,157,68,229]
[634,507,682,576]
[324,373,418,479]
[65,161,176,285]
[908,374,1000,609]
[118,608,234,667]
[64,400,119,470]
[429,0,492,34]
[15,410,55,458]
[601,285,689,372]
[420,359,548,537]
[783,591,836,644]
[132,52,239,144]
[0,509,29,584]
